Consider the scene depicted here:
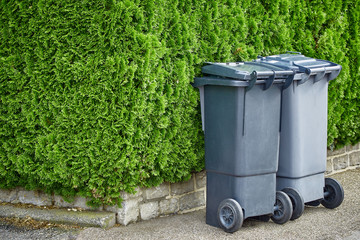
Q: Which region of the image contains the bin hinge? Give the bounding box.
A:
[283,70,296,89]
[293,63,311,85]
[314,70,326,83]
[264,71,275,90]
[246,71,257,92]
[328,68,341,81]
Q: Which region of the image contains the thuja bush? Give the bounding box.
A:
[0,0,359,206]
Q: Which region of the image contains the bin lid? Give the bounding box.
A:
[201,62,294,81]
[193,52,341,90]
[258,52,342,83]
[194,61,297,91]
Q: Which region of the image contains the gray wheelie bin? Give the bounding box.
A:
[192,61,296,232]
[258,52,344,220]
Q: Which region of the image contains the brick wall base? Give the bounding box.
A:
[327,143,360,174]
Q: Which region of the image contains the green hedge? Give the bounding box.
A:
[1,0,359,206]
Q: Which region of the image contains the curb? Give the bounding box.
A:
[0,204,115,228]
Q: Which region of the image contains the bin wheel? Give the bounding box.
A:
[271,191,293,224]
[282,188,304,220]
[321,178,344,209]
[305,200,321,207]
[217,199,243,233]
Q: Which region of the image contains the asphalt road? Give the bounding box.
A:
[0,221,79,240]
[1,168,359,240]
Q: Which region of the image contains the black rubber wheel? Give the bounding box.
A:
[282,188,304,220]
[271,191,293,224]
[321,178,344,209]
[305,200,321,207]
[217,199,243,233]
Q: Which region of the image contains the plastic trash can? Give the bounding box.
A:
[192,61,296,232]
[258,52,344,220]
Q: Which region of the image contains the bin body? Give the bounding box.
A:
[204,84,281,177]
[277,77,328,202]
[193,62,296,228]
[204,84,281,226]
[259,53,341,203]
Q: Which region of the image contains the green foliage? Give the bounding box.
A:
[0,0,359,206]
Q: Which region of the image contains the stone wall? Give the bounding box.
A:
[326,143,360,174]
[104,171,206,225]
[0,144,359,226]
[0,171,206,226]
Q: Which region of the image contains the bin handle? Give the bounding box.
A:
[246,71,257,92]
[303,66,341,83]
[294,60,342,84]
[308,63,342,82]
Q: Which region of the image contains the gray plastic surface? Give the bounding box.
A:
[277,173,324,203]
[262,53,342,203]
[201,62,295,80]
[206,172,275,228]
[204,84,281,176]
[193,61,293,224]
[278,78,328,178]
[193,55,341,227]
[260,53,342,84]
[277,77,328,202]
